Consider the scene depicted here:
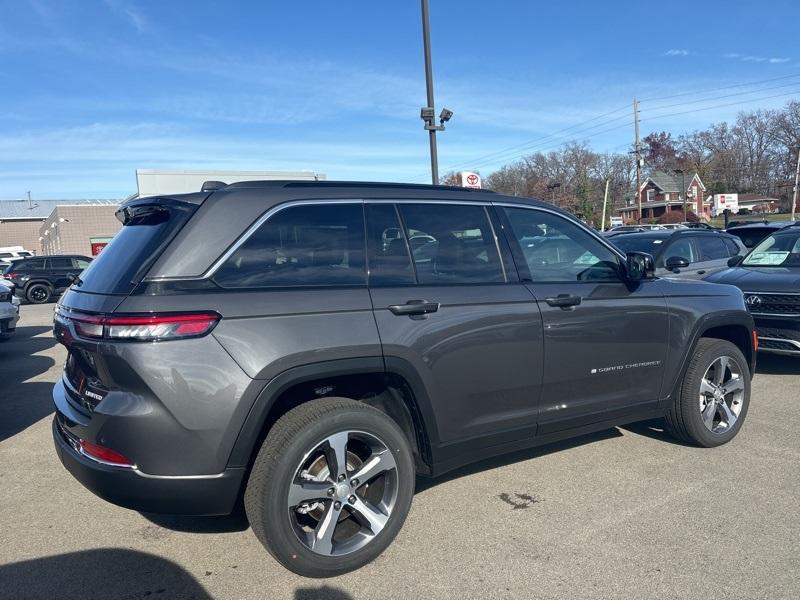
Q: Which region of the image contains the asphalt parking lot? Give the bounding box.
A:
[1,303,798,600]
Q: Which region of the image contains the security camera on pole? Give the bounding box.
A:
[419,0,453,185]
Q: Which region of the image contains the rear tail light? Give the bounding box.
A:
[60,310,220,341]
[79,439,133,467]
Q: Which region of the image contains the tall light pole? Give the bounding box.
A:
[674,168,687,218]
[419,0,452,185]
[792,145,800,221]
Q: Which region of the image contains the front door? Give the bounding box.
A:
[366,202,544,455]
[498,205,670,434]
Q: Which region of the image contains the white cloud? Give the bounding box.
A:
[665,49,690,57]
[723,53,792,64]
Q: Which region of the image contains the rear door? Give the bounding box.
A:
[498,204,669,434]
[47,257,76,291]
[367,201,544,455]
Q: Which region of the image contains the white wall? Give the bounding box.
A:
[135,169,326,198]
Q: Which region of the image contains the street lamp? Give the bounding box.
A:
[674,168,687,219]
[792,145,800,222]
[419,0,452,185]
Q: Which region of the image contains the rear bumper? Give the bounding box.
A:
[52,416,245,516]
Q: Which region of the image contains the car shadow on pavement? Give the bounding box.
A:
[0,321,61,442]
[140,503,250,534]
[618,418,697,447]
[0,548,213,600]
[755,353,800,375]
[415,428,623,493]
[295,587,355,600]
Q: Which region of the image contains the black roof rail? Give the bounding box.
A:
[221,179,496,193]
[281,181,496,193]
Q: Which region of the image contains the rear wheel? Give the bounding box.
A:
[244,398,415,577]
[26,283,51,304]
[665,338,750,447]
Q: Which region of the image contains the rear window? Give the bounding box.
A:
[695,236,728,261]
[213,203,366,289]
[729,227,775,249]
[77,201,197,294]
[610,235,668,256]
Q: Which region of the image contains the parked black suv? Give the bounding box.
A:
[608,229,745,279]
[707,222,800,356]
[4,255,92,303]
[726,221,795,249]
[52,181,756,577]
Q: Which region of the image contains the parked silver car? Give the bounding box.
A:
[0,281,20,340]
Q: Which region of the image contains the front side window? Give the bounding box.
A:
[742,232,800,267]
[503,207,620,282]
[397,204,504,285]
[214,203,366,288]
[663,238,696,264]
[75,259,91,269]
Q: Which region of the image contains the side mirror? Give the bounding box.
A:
[727,255,744,267]
[665,256,690,271]
[626,252,655,281]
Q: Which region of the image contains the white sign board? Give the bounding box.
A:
[712,193,739,216]
[609,216,624,227]
[459,172,481,189]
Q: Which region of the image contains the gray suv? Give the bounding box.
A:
[52,181,756,577]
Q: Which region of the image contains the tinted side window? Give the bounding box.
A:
[21,259,45,270]
[48,258,73,269]
[214,203,366,289]
[74,259,91,269]
[398,204,504,285]
[722,237,741,256]
[502,207,620,282]
[695,236,728,261]
[365,204,414,285]
[663,238,696,264]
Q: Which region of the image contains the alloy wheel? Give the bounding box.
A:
[287,430,398,557]
[699,355,745,434]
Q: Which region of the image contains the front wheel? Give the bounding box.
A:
[665,338,751,447]
[244,398,415,577]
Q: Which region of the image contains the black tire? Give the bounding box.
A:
[244,397,415,577]
[26,283,52,304]
[665,338,751,447]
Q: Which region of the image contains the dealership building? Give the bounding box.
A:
[0,169,325,257]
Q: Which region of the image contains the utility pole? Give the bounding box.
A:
[633,99,642,222]
[419,0,452,185]
[792,145,800,221]
[601,178,610,231]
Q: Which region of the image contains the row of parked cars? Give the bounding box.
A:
[603,220,800,356]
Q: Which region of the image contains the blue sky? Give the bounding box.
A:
[1,0,799,198]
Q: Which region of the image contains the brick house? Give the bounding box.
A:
[617,171,708,222]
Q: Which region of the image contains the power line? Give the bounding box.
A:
[643,80,800,112]
[639,72,800,103]
[413,78,800,183]
[643,88,800,122]
[406,102,631,181]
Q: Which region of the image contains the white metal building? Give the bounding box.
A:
[134,169,326,198]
